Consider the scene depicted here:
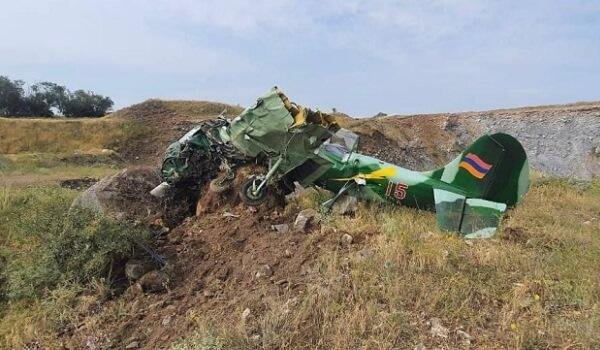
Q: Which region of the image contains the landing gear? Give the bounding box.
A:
[240,176,268,205]
[239,156,284,206]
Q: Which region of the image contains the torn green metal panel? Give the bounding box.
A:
[156,87,530,238]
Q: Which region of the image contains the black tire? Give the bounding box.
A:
[240,176,268,205]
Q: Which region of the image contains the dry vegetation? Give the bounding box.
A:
[2,178,598,349]
[0,117,132,154]
[162,177,599,349]
[1,100,599,349]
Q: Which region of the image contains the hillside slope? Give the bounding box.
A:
[2,99,598,179]
[347,101,600,179]
[1,99,599,349]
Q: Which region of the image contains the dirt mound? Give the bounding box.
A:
[108,98,599,178]
[111,100,243,165]
[348,102,600,179]
[72,167,196,227]
[62,177,366,349]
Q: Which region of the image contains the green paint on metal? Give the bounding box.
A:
[159,87,531,238]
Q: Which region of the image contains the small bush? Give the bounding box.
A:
[0,187,150,301]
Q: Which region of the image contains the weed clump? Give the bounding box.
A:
[0,186,151,347]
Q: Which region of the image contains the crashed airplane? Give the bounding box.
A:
[151,87,530,238]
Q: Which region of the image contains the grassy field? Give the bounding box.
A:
[0,153,120,187]
[1,115,599,349]
[0,185,150,349]
[172,178,600,349]
[0,117,128,154]
[0,174,598,349]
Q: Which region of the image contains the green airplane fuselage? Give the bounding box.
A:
[315,148,461,210]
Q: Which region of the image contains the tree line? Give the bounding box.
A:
[0,76,113,118]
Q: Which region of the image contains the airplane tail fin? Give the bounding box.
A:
[431,133,530,237]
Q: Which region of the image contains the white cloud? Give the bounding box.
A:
[0,0,598,114]
[0,0,253,75]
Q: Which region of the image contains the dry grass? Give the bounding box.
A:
[0,153,120,187]
[178,178,600,349]
[0,117,142,154]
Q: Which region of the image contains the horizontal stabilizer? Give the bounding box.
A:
[433,189,507,238]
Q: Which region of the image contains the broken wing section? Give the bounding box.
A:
[433,189,507,239]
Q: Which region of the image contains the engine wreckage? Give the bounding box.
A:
[151,87,530,238]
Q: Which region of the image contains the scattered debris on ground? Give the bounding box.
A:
[60,176,367,349]
[59,177,98,190]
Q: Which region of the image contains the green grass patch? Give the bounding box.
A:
[0,186,151,348]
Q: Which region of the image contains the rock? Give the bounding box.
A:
[71,168,163,222]
[203,290,214,298]
[271,224,290,234]
[414,344,426,350]
[125,260,152,281]
[283,249,293,258]
[429,317,449,339]
[456,329,472,345]
[123,283,143,300]
[341,233,353,245]
[332,195,358,215]
[284,184,318,203]
[357,248,375,260]
[125,341,139,349]
[216,266,231,281]
[293,209,317,232]
[255,264,273,278]
[241,308,251,321]
[250,334,261,342]
[138,270,169,293]
[161,315,173,326]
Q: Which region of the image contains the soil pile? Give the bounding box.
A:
[111,99,243,165]
[62,174,366,349]
[113,98,600,179]
[347,101,600,179]
[71,167,196,227]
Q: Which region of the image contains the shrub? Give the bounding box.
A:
[0,187,150,301]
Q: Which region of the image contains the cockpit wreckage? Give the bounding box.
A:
[151,87,529,238]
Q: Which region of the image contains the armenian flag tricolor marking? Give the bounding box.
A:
[459,153,492,179]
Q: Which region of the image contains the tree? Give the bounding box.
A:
[22,82,68,117]
[0,76,113,118]
[0,76,26,116]
[60,90,113,118]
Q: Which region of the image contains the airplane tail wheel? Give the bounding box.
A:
[240,176,268,205]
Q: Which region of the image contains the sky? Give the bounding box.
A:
[1,0,599,116]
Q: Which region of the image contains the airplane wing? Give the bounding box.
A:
[433,189,507,238]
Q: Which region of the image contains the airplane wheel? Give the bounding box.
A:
[240,176,268,206]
